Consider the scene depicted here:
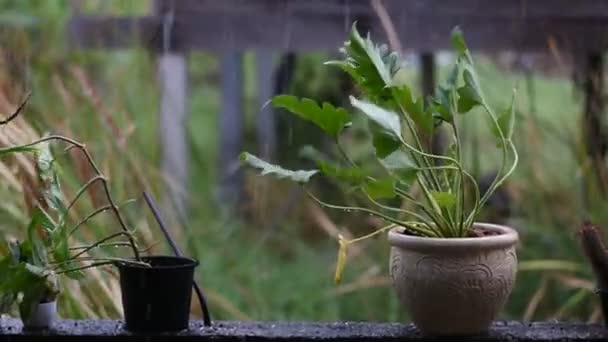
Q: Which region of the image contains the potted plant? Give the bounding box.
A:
[0,124,201,331]
[240,24,519,336]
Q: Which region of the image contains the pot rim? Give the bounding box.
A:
[116,255,199,270]
[388,222,518,251]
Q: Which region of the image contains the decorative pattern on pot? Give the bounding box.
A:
[388,223,519,336]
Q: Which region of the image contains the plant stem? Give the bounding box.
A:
[305,188,437,237]
[64,176,105,214]
[56,261,114,274]
[363,191,432,223]
[70,231,133,259]
[0,91,31,125]
[69,205,112,235]
[69,242,132,250]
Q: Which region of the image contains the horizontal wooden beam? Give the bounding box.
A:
[65,0,608,53]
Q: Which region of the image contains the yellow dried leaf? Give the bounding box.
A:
[334,236,348,284]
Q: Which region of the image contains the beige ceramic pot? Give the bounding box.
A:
[388,222,518,336]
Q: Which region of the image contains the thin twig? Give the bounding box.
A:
[69,204,112,235]
[0,91,31,125]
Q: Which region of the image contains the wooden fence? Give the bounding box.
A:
[64,0,608,215]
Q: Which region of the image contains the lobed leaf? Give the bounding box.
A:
[393,86,434,134]
[271,95,351,138]
[326,22,401,102]
[240,152,318,183]
[350,96,402,140]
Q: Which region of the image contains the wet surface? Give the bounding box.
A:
[0,318,607,340]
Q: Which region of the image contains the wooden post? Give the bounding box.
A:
[582,52,607,195]
[218,52,244,208]
[420,52,443,155]
[154,0,190,221]
[158,53,189,219]
[256,50,277,161]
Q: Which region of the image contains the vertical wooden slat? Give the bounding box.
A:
[582,52,607,194]
[158,53,189,219]
[255,50,277,161]
[420,52,443,155]
[218,52,244,207]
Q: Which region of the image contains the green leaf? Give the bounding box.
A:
[451,27,467,55]
[370,123,401,158]
[35,142,66,214]
[318,160,367,184]
[26,208,51,267]
[495,89,517,140]
[435,87,455,122]
[271,95,350,138]
[350,96,402,140]
[240,152,318,183]
[326,22,401,101]
[0,262,44,294]
[0,144,38,158]
[463,69,483,104]
[8,240,21,264]
[363,177,396,199]
[393,86,433,134]
[430,191,457,209]
[457,85,482,113]
[379,150,419,189]
[380,150,416,171]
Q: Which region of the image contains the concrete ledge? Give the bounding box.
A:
[1,318,608,341]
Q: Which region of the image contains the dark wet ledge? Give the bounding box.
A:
[1,319,608,341]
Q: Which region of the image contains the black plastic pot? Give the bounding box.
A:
[117,255,198,332]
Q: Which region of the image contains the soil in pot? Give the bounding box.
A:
[117,256,198,332]
[400,226,503,238]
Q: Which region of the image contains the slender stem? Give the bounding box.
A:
[64,176,105,214]
[363,191,431,223]
[70,231,133,259]
[56,261,114,275]
[345,223,398,245]
[305,188,436,237]
[0,91,31,125]
[69,205,112,235]
[478,102,509,206]
[69,242,132,250]
[51,256,148,269]
[336,139,358,168]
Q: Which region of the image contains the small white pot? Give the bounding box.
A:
[24,301,56,330]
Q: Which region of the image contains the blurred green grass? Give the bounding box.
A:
[0,0,604,324]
